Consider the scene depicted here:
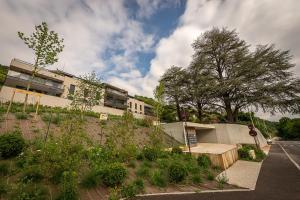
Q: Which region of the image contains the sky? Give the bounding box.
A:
[0,0,299,121]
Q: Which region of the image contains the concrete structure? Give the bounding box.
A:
[0,58,153,118]
[162,122,267,148]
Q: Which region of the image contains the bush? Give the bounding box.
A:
[238,146,251,159]
[197,155,211,168]
[21,166,44,183]
[121,183,137,198]
[0,163,9,176]
[191,174,202,184]
[100,163,127,187]
[133,179,144,193]
[168,162,188,183]
[136,165,150,178]
[156,158,170,169]
[0,133,26,159]
[171,146,183,154]
[150,170,167,187]
[57,171,78,200]
[42,113,64,125]
[11,182,48,200]
[0,180,9,197]
[206,171,214,180]
[80,170,100,188]
[142,147,159,161]
[255,149,266,161]
[15,112,28,120]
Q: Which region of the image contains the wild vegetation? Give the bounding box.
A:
[0,107,231,200]
[277,117,300,139]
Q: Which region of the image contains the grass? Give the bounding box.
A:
[15,112,29,120]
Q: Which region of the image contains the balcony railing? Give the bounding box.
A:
[8,70,63,89]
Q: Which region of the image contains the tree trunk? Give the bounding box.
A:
[22,68,37,113]
[175,97,182,121]
[224,96,234,122]
[233,107,239,122]
[196,101,203,122]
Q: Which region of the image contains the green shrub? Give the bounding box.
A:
[0,163,9,176]
[255,149,266,161]
[238,147,250,159]
[150,170,167,187]
[141,160,152,168]
[133,179,144,193]
[136,165,150,178]
[15,112,28,120]
[206,171,214,181]
[156,158,170,169]
[11,182,48,200]
[21,166,44,183]
[100,163,127,187]
[121,183,137,198]
[171,146,183,154]
[42,113,64,125]
[0,180,9,197]
[168,162,188,183]
[80,170,100,188]
[57,171,78,200]
[197,155,211,168]
[142,146,159,161]
[0,133,26,158]
[108,188,121,200]
[191,174,202,184]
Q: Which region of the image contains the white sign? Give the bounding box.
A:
[99,113,108,121]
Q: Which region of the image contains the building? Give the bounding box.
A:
[0,58,153,118]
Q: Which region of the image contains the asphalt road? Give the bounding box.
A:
[140,142,300,200]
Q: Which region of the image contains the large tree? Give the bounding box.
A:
[18,22,64,112]
[191,27,300,122]
[160,66,186,121]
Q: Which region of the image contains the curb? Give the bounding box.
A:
[135,188,251,197]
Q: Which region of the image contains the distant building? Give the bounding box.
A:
[0,58,153,118]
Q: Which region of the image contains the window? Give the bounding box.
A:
[130,102,132,108]
[69,84,75,95]
[135,103,137,109]
[140,105,142,111]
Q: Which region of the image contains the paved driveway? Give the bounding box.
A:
[140,143,300,200]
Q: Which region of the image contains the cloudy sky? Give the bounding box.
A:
[0,0,299,120]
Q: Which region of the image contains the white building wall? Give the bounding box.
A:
[0,86,145,118]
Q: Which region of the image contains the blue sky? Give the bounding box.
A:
[0,0,299,120]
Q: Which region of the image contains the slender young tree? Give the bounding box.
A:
[18,22,64,112]
[70,71,103,120]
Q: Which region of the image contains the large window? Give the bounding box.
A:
[135,103,137,109]
[69,84,75,95]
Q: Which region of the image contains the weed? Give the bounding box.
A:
[80,170,100,188]
[168,162,188,183]
[127,160,136,168]
[206,171,215,181]
[191,174,202,184]
[15,112,29,120]
[0,133,26,159]
[0,163,9,176]
[216,174,229,189]
[136,165,150,178]
[150,170,167,187]
[197,155,211,168]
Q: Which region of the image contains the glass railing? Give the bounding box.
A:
[106,88,127,97]
[7,70,63,89]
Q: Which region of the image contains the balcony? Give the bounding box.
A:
[105,88,127,99]
[5,70,64,95]
[104,100,127,110]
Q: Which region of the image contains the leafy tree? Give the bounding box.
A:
[277,117,300,139]
[191,27,300,122]
[70,71,103,120]
[160,66,186,121]
[18,22,64,112]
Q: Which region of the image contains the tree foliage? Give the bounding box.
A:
[70,71,103,119]
[160,27,300,122]
[18,22,64,112]
[277,117,300,139]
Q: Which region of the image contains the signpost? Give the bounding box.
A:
[248,124,260,149]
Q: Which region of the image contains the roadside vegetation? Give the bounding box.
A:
[238,145,266,162]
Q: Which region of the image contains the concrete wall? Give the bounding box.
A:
[162,122,267,147]
[196,129,218,143]
[162,122,185,144]
[212,123,267,147]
